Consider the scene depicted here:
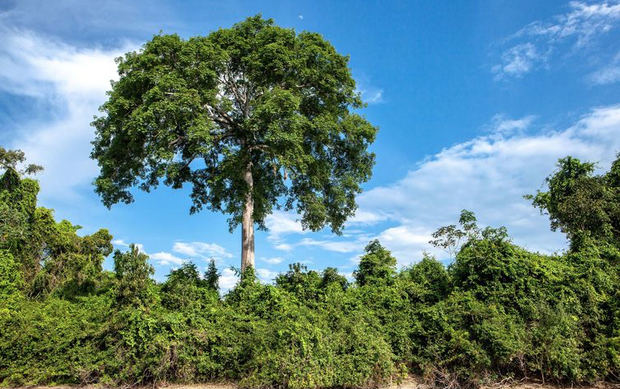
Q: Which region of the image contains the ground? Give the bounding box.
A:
[18,379,620,389]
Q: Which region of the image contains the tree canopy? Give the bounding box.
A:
[91,15,377,270]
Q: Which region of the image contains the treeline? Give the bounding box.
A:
[0,151,618,388]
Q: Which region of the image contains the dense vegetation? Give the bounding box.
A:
[0,149,618,388]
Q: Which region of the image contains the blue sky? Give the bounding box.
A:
[1,0,619,288]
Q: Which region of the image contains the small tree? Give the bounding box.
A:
[429,209,480,258]
[91,16,377,271]
[0,147,43,177]
[526,155,620,248]
[204,259,219,292]
[113,244,154,307]
[354,240,397,286]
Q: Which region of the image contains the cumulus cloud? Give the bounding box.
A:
[219,268,239,290]
[493,1,620,79]
[356,105,620,264]
[266,106,620,265]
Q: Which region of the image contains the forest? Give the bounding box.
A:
[1,14,619,389]
[0,147,618,388]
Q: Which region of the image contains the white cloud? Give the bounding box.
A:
[356,105,620,265]
[376,225,438,265]
[298,14,304,20]
[357,86,384,105]
[363,89,384,104]
[489,114,537,136]
[493,43,545,79]
[0,28,135,203]
[261,256,285,264]
[112,239,129,247]
[297,237,366,253]
[265,210,305,237]
[589,65,620,84]
[265,210,307,250]
[172,241,233,260]
[493,1,620,79]
[347,209,387,226]
[150,251,187,266]
[274,242,293,251]
[588,51,620,84]
[256,268,279,283]
[219,268,239,290]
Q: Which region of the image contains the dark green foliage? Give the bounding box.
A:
[161,262,218,310]
[275,262,321,301]
[204,259,219,292]
[0,156,113,296]
[1,150,618,388]
[401,253,450,304]
[527,155,620,248]
[354,239,397,286]
[90,15,377,234]
[113,245,155,307]
[320,266,348,290]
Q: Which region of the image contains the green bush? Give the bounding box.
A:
[1,155,618,388]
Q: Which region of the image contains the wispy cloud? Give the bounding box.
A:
[0,28,135,203]
[361,89,384,104]
[172,241,233,260]
[493,43,546,79]
[493,1,620,79]
[265,210,306,251]
[261,256,285,265]
[355,73,384,105]
[588,50,620,84]
[150,251,187,266]
[487,114,537,136]
[296,237,367,253]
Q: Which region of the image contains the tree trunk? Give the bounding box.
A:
[241,161,255,272]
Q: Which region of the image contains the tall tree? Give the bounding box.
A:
[91,16,377,271]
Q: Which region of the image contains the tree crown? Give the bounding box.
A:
[91,15,377,233]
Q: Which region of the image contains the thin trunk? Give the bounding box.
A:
[241,161,255,272]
